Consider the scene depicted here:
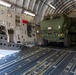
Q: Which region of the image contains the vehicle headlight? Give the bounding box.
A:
[58,34,63,37]
[60,34,63,36]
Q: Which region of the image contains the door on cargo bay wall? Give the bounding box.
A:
[8,29,14,43]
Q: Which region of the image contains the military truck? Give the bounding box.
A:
[40,14,76,47]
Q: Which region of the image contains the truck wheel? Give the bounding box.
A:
[63,37,69,47]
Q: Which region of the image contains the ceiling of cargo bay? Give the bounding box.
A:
[2,0,76,22]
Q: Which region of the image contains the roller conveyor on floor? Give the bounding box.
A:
[0,47,76,75]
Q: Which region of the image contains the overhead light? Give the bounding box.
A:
[0,0,11,7]
[24,11,35,17]
[49,4,56,9]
